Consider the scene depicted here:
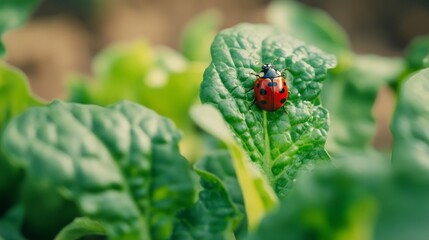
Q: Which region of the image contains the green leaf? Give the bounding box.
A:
[180,10,222,62]
[1,100,195,239]
[191,105,277,231]
[173,151,243,240]
[196,151,247,238]
[0,62,43,131]
[200,23,336,197]
[405,35,429,71]
[0,204,26,240]
[0,62,42,216]
[54,217,106,240]
[0,0,40,57]
[266,0,351,69]
[248,152,429,240]
[67,41,206,161]
[322,55,404,153]
[391,68,429,175]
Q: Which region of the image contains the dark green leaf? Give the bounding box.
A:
[1,101,195,239]
[200,24,336,197]
[191,104,277,231]
[248,152,429,240]
[196,151,247,238]
[322,55,404,153]
[173,151,243,240]
[54,217,106,240]
[0,0,40,57]
[0,205,26,240]
[391,68,429,175]
[405,35,429,71]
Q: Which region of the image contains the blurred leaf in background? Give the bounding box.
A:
[180,10,222,62]
[0,0,40,57]
[67,41,206,161]
[1,101,195,239]
[391,68,429,176]
[0,62,43,217]
[248,151,429,240]
[322,55,404,153]
[405,35,429,71]
[267,0,351,70]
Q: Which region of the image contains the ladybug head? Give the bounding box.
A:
[260,63,281,78]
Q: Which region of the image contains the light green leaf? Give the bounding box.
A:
[322,55,404,153]
[191,104,277,231]
[54,217,106,240]
[67,40,206,161]
[181,10,222,62]
[200,23,336,197]
[0,62,43,130]
[267,0,351,69]
[173,151,243,240]
[0,0,40,57]
[1,101,195,239]
[391,68,429,175]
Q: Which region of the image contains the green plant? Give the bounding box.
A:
[1,0,429,239]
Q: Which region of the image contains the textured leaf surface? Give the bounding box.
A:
[191,104,277,231]
[200,24,336,197]
[1,101,194,239]
[0,0,40,57]
[391,68,429,175]
[322,55,404,153]
[173,151,243,240]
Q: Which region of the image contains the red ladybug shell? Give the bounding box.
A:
[253,64,289,112]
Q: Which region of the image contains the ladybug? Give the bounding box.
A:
[249,63,289,112]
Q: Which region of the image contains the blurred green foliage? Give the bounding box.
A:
[67,42,206,161]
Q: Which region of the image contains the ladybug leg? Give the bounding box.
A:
[282,106,288,114]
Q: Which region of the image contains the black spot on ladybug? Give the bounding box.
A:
[279,88,285,93]
[260,89,267,95]
[280,98,286,103]
[256,83,260,88]
[268,82,277,87]
[260,100,267,105]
